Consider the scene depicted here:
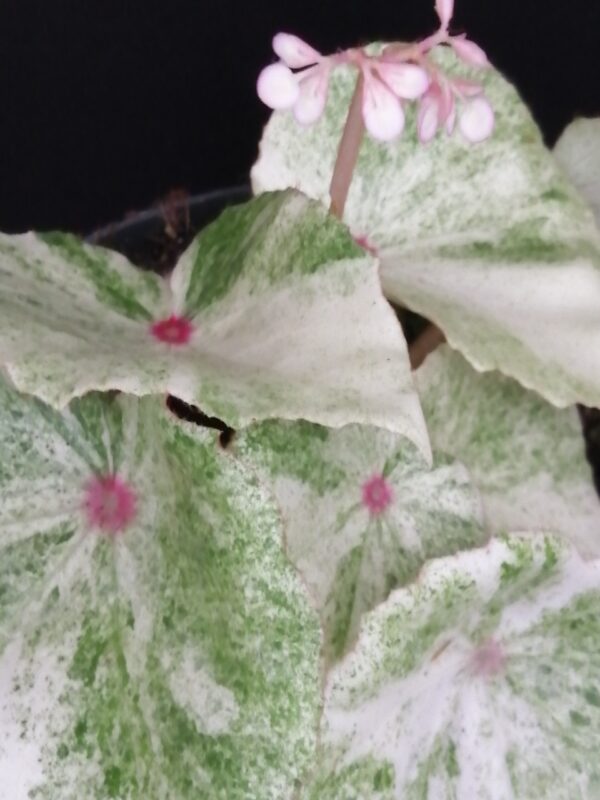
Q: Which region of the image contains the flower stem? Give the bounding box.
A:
[329,73,365,220]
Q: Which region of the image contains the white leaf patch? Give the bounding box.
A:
[165,649,239,736]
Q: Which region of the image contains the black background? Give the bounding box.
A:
[1,0,599,234]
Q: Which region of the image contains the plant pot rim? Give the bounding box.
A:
[87,184,250,245]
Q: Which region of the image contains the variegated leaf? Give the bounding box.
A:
[252,48,600,408]
[307,534,600,799]
[0,377,321,800]
[0,190,429,457]
[234,420,485,661]
[416,345,600,557]
[554,117,600,227]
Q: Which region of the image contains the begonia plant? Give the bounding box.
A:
[1,1,600,797]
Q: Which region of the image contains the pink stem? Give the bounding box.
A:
[329,73,365,220]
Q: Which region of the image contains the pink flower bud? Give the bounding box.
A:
[376,61,430,100]
[362,71,405,141]
[450,35,489,67]
[294,66,331,125]
[257,62,299,110]
[435,0,455,29]
[459,96,495,142]
[273,33,322,69]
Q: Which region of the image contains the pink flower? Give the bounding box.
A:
[418,73,494,143]
[417,0,494,143]
[257,1,494,145]
[257,34,331,125]
[361,55,430,141]
[257,33,430,141]
[422,0,489,67]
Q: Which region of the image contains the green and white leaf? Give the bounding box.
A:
[0,190,429,456]
[554,117,600,227]
[0,378,321,800]
[253,48,600,408]
[234,420,485,661]
[416,345,600,557]
[307,534,600,799]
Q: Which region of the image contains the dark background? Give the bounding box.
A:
[1,0,599,234]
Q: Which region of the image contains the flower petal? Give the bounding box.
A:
[450,35,489,67]
[376,61,430,100]
[417,93,441,143]
[257,62,299,110]
[451,77,485,98]
[435,0,454,28]
[294,66,330,125]
[273,32,322,69]
[459,95,495,142]
[362,72,405,141]
[439,78,455,124]
[445,101,457,135]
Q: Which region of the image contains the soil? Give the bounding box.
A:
[90,188,600,497]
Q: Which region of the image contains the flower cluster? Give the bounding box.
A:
[257,0,494,144]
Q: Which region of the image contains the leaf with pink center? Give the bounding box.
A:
[0,190,430,458]
[305,534,600,799]
[416,346,600,558]
[252,47,600,409]
[234,419,485,661]
[0,375,321,799]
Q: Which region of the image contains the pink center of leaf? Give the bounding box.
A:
[362,474,393,515]
[150,315,194,345]
[354,234,378,255]
[83,474,137,535]
[470,638,506,678]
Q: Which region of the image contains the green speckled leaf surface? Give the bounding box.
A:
[253,49,600,408]
[416,346,600,557]
[234,420,485,661]
[0,190,429,457]
[308,535,600,799]
[0,377,321,800]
